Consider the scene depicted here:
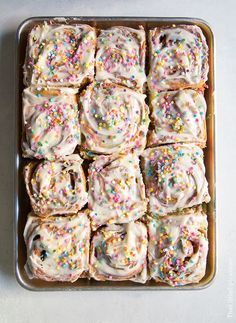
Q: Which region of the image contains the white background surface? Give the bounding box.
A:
[0,0,235,322]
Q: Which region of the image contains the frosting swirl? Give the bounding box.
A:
[24,22,96,87]
[96,26,146,91]
[22,87,80,160]
[148,208,208,286]
[142,144,210,216]
[89,222,148,283]
[24,212,90,282]
[148,25,208,92]
[88,153,147,229]
[148,89,207,147]
[80,82,150,157]
[24,155,88,216]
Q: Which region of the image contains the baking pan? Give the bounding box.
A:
[14,16,216,290]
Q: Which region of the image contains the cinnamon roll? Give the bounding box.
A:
[24,22,96,87]
[22,87,80,160]
[24,212,90,282]
[24,155,87,216]
[88,153,147,229]
[89,222,148,283]
[142,144,210,216]
[148,89,207,147]
[147,207,208,286]
[80,82,149,157]
[148,25,208,93]
[96,26,146,91]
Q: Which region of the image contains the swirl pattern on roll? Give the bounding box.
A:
[80,82,150,157]
[24,155,88,216]
[22,87,80,160]
[148,25,208,92]
[142,144,210,216]
[147,208,208,286]
[89,222,148,283]
[96,26,146,91]
[148,89,207,147]
[88,153,147,229]
[24,212,90,282]
[24,23,96,87]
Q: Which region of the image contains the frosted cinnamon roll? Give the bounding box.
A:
[148,25,208,93]
[88,153,147,229]
[142,144,210,216]
[148,89,207,147]
[147,208,208,286]
[24,22,96,87]
[89,222,148,283]
[96,26,146,91]
[80,82,149,158]
[22,87,80,160]
[24,212,90,282]
[24,155,87,216]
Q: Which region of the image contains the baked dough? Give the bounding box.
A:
[80,82,149,157]
[22,87,80,160]
[142,144,210,216]
[24,155,87,216]
[89,222,148,283]
[148,25,208,92]
[24,212,90,282]
[96,26,146,91]
[148,89,207,147]
[88,153,147,229]
[24,22,96,87]
[147,207,208,286]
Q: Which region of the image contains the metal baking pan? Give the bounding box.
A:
[14,16,216,290]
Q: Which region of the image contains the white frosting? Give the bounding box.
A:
[24,212,90,282]
[90,222,148,283]
[80,82,150,157]
[148,89,207,147]
[142,144,210,216]
[24,155,88,216]
[22,87,80,160]
[88,153,147,229]
[148,25,209,92]
[24,22,96,87]
[148,209,208,286]
[96,26,146,91]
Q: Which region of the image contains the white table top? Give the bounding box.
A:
[0,0,235,322]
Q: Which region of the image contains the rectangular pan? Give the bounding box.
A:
[14,16,216,290]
